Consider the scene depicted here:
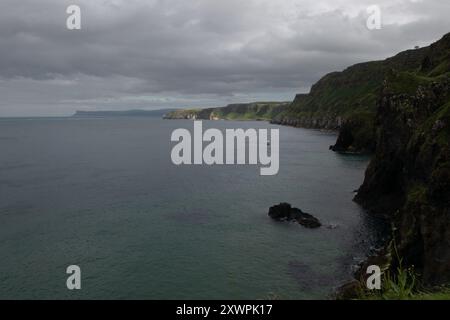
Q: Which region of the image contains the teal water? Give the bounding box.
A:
[0,117,383,299]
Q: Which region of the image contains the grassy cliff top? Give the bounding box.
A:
[281,32,450,121]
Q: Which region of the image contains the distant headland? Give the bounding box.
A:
[72,109,177,118]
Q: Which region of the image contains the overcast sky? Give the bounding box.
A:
[0,0,448,116]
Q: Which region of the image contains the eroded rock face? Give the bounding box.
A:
[268,203,321,228]
[355,79,450,285]
[270,116,342,131]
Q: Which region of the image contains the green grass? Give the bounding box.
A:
[430,100,450,145]
[411,288,450,300]
[428,58,450,77]
[356,240,450,300]
[379,264,417,300]
[385,71,436,95]
[212,102,289,121]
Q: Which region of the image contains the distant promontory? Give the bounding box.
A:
[73,109,177,118]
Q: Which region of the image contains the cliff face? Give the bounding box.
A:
[163,108,216,120]
[353,33,450,285]
[355,76,450,285]
[270,94,345,129]
[163,102,289,121]
[211,102,289,120]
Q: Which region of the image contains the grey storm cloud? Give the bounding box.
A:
[0,0,449,116]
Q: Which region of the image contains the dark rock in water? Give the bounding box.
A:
[268,203,321,228]
[334,280,363,300]
[268,202,291,220]
[291,208,322,228]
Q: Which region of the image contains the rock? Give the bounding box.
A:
[268,203,321,228]
[292,208,322,228]
[268,202,291,220]
[334,280,363,300]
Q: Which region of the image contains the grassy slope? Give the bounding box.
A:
[211,102,289,120]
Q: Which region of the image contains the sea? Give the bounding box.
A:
[0,117,385,299]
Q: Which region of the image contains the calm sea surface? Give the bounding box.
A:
[0,117,383,299]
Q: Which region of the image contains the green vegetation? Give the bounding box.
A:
[411,287,450,300]
[356,241,450,300]
[358,265,450,300]
[281,61,384,118]
[426,100,450,145]
[381,265,417,300]
[385,70,436,95]
[164,102,289,120]
[212,102,289,120]
[277,33,450,151]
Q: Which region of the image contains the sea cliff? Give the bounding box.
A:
[355,77,450,286]
[163,102,289,121]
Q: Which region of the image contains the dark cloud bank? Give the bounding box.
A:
[0,0,448,116]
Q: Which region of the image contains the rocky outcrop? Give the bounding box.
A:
[329,115,376,153]
[268,203,321,228]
